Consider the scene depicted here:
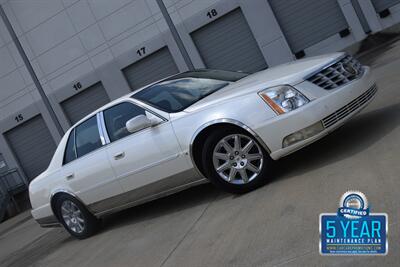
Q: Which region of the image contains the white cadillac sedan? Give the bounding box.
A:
[29,52,376,238]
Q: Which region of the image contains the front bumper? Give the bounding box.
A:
[253,66,376,160]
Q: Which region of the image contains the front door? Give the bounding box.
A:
[102,101,196,202]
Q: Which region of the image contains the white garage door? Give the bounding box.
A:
[4,115,57,181]
[191,8,268,73]
[123,47,179,90]
[269,0,349,55]
[372,0,400,12]
[61,82,110,125]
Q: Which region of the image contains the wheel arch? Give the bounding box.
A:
[50,189,88,220]
[189,119,271,178]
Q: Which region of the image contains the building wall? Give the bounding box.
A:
[0,0,398,184]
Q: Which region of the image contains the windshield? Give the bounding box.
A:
[132,69,248,113]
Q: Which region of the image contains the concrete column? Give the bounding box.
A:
[155,0,195,70]
[357,0,383,33]
[0,5,64,137]
[338,0,367,41]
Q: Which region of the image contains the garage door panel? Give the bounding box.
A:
[4,115,57,181]
[372,0,400,12]
[216,51,261,69]
[191,8,267,73]
[269,0,348,53]
[123,47,179,91]
[61,82,110,125]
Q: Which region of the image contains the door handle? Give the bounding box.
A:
[114,152,125,160]
[66,174,74,180]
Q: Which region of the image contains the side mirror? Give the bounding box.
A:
[126,115,162,133]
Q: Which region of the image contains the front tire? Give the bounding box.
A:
[201,129,272,194]
[55,194,100,239]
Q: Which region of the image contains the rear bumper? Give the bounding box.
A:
[31,205,60,228]
[33,214,61,228]
[253,67,376,160]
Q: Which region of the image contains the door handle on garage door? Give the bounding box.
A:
[65,174,74,180]
[114,152,125,160]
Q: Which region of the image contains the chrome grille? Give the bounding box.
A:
[307,55,364,90]
[322,84,377,128]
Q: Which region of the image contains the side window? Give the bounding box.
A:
[104,102,146,142]
[63,129,76,165]
[75,116,102,158]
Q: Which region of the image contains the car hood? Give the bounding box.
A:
[185,52,344,112]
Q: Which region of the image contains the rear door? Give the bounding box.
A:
[59,115,123,206]
[102,101,196,206]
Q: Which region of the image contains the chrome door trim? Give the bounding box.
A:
[73,128,77,159]
[98,111,111,145]
[97,100,168,146]
[94,179,207,217]
[127,99,169,122]
[89,169,207,217]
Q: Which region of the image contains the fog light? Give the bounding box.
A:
[283,121,325,147]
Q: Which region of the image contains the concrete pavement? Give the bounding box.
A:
[0,45,400,266]
[0,211,32,237]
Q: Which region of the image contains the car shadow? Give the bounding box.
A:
[272,102,400,181]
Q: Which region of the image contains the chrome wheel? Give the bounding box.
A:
[212,134,264,185]
[61,200,85,234]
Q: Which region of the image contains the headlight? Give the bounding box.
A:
[258,85,309,115]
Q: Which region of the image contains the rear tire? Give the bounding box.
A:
[55,194,100,239]
[201,128,272,194]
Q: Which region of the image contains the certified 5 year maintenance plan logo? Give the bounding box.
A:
[319,191,388,255]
